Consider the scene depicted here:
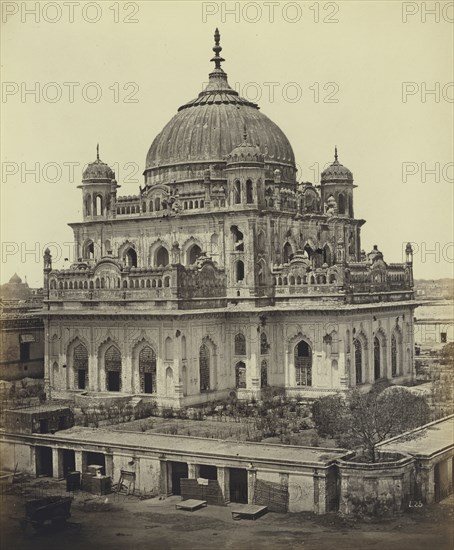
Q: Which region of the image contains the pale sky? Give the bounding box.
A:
[1,0,453,286]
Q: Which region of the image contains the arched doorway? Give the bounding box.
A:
[124,248,137,268]
[354,339,362,384]
[199,343,210,391]
[294,340,312,386]
[374,337,381,380]
[73,343,88,390]
[139,346,156,394]
[187,244,202,265]
[156,246,169,267]
[235,361,246,388]
[105,345,121,392]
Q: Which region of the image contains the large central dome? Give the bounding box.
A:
[145,30,295,175]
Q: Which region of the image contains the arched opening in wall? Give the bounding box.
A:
[338,193,346,214]
[149,201,154,212]
[233,180,241,204]
[231,226,244,251]
[124,247,137,268]
[246,180,253,204]
[294,340,312,386]
[142,202,147,212]
[235,361,246,389]
[348,195,353,217]
[105,345,121,392]
[374,336,381,380]
[354,338,362,384]
[234,333,246,355]
[73,343,88,390]
[165,337,173,361]
[283,242,294,263]
[391,333,398,377]
[260,360,268,387]
[304,244,313,262]
[260,332,269,355]
[94,195,103,216]
[155,197,161,211]
[139,346,156,394]
[187,244,202,265]
[156,246,169,267]
[181,335,187,360]
[84,240,94,260]
[85,195,91,216]
[199,343,210,391]
[165,367,173,396]
[235,261,245,283]
[323,244,332,266]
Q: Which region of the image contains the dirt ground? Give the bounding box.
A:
[1,478,452,550]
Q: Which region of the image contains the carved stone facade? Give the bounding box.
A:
[43,30,417,407]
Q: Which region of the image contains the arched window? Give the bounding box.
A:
[165,337,173,361]
[105,345,121,392]
[149,201,154,212]
[85,195,91,216]
[124,248,137,268]
[260,360,268,388]
[199,343,210,391]
[139,346,156,394]
[391,333,397,377]
[374,336,381,380]
[156,246,169,267]
[235,361,246,388]
[283,242,293,263]
[142,202,147,212]
[294,340,312,386]
[233,180,241,204]
[338,193,346,214]
[323,244,332,266]
[84,240,94,260]
[187,244,202,265]
[155,197,161,211]
[235,261,245,282]
[260,332,269,355]
[231,225,244,251]
[95,195,103,216]
[354,338,362,384]
[234,333,246,355]
[246,179,253,204]
[346,329,351,354]
[181,335,187,360]
[73,343,88,390]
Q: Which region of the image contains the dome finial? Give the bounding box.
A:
[210,28,225,70]
[243,122,247,142]
[96,143,100,161]
[334,145,338,162]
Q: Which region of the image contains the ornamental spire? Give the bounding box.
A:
[210,28,225,70]
[334,146,338,162]
[96,143,100,161]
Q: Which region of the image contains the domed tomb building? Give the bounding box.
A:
[43,30,416,406]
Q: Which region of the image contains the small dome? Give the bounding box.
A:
[9,272,22,284]
[82,145,115,183]
[368,245,384,263]
[226,130,265,164]
[321,147,353,183]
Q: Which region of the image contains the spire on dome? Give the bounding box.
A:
[96,143,100,161]
[243,122,247,142]
[210,28,225,70]
[334,146,338,162]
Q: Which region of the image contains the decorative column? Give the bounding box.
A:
[217,466,230,503]
[247,464,257,504]
[74,450,85,473]
[313,469,327,514]
[248,321,260,398]
[187,463,200,479]
[159,458,170,496]
[52,448,64,479]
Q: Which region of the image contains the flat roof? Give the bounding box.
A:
[46,426,347,467]
[378,416,454,458]
[5,404,70,414]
